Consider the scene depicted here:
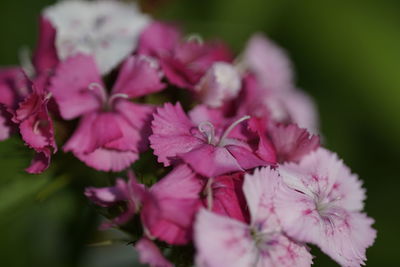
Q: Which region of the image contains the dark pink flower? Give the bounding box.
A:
[268,123,320,163]
[13,79,57,174]
[150,103,275,177]
[141,165,249,245]
[50,54,165,171]
[138,21,232,88]
[275,148,376,267]
[194,167,313,267]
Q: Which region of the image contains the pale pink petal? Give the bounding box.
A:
[32,16,58,73]
[150,103,203,166]
[0,109,12,141]
[243,167,280,226]
[194,62,241,108]
[269,123,320,163]
[112,55,165,98]
[85,179,128,207]
[135,238,173,267]
[194,209,257,267]
[281,90,319,134]
[244,34,294,92]
[49,54,103,119]
[180,145,243,177]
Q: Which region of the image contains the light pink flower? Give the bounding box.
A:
[138,21,232,88]
[50,54,165,171]
[244,33,294,93]
[194,167,313,267]
[275,148,376,267]
[240,34,319,133]
[85,171,145,229]
[150,102,275,177]
[135,237,173,267]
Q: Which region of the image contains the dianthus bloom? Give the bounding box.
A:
[0,1,376,265]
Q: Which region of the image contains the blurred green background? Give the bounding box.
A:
[0,0,399,266]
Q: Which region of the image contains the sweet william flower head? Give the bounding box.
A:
[44,0,150,74]
[275,148,376,267]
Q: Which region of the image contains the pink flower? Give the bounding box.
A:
[134,237,173,267]
[194,167,313,267]
[150,102,275,177]
[141,165,204,245]
[274,148,376,267]
[141,165,249,245]
[50,54,165,171]
[138,21,232,88]
[85,171,145,229]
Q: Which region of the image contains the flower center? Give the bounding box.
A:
[197,115,251,146]
[88,83,129,110]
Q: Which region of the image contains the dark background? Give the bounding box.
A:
[0,0,399,266]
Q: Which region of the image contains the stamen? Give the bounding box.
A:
[44,92,53,101]
[19,46,35,78]
[205,178,214,210]
[33,120,41,135]
[186,34,204,45]
[218,115,251,146]
[108,93,129,107]
[198,121,216,144]
[88,82,108,103]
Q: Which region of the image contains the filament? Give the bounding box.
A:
[198,121,216,144]
[88,82,108,104]
[218,115,251,146]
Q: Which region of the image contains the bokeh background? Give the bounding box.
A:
[0,0,399,266]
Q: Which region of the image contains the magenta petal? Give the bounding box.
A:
[113,100,154,152]
[74,148,139,172]
[150,103,203,166]
[225,145,268,171]
[112,55,165,98]
[49,54,103,119]
[138,21,181,57]
[135,238,173,267]
[141,165,204,245]
[181,145,243,177]
[270,123,320,163]
[26,150,51,174]
[64,112,122,154]
[32,16,58,73]
[210,173,249,223]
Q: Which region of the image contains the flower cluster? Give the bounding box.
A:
[0,1,376,266]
